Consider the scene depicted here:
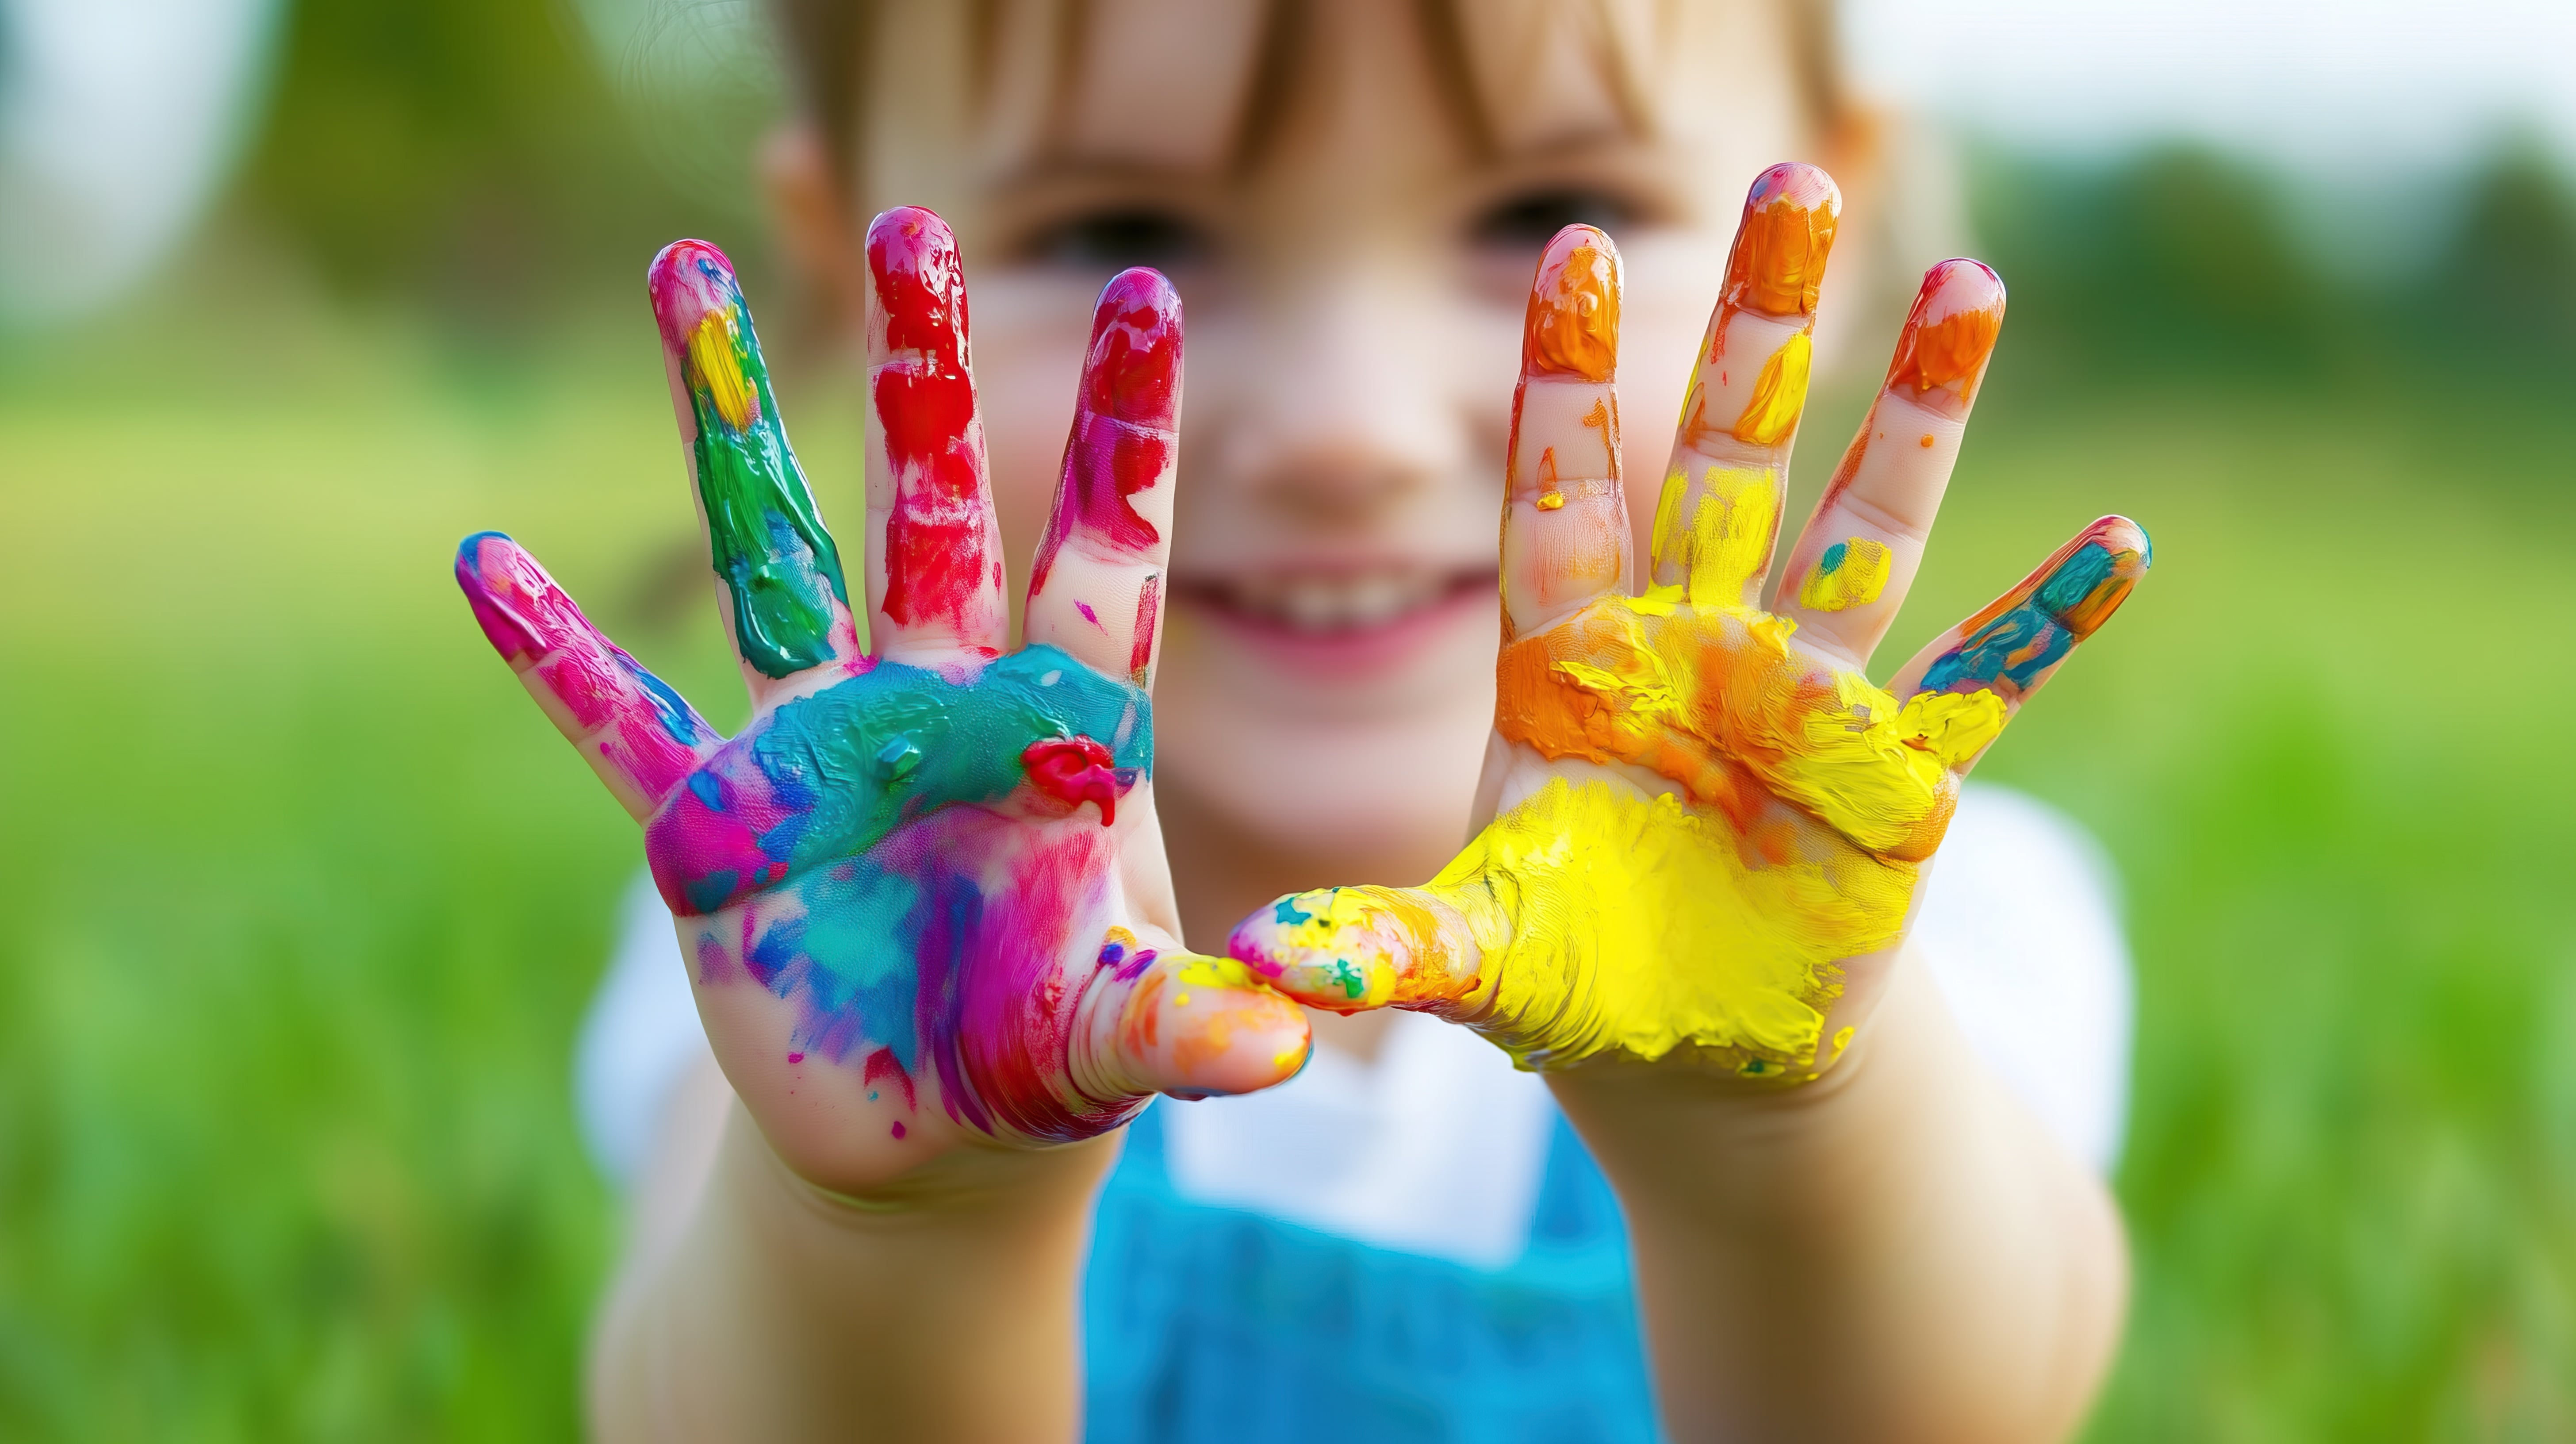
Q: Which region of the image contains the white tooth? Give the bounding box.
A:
[1285,579,1341,632]
[1348,575,1402,627]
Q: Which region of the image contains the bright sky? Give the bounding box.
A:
[1843,0,2576,173]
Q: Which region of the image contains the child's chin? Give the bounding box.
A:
[1161,718,1487,878]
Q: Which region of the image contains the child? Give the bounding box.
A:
[507,2,2141,1438]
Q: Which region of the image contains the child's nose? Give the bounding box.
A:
[1201,277,1473,530]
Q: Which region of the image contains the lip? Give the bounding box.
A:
[1169,567,1498,680]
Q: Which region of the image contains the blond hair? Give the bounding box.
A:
[766,0,1848,196]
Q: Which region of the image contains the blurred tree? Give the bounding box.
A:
[1970,144,2335,386]
[238,0,745,326]
[2437,138,2576,355]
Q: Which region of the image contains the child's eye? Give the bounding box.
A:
[1025,207,1212,272]
[1471,187,1642,251]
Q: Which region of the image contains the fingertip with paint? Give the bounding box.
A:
[1725,161,1842,319]
[1522,225,1621,382]
[1884,258,2006,416]
[1084,267,1182,427]
[866,205,969,368]
[1226,888,1404,1012]
[453,530,567,665]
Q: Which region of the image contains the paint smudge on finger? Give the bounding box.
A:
[1796,537,1892,612]
[1722,162,1842,320]
[455,530,713,806]
[648,240,851,679]
[1919,516,2150,701]
[1522,226,1620,382]
[1884,259,2006,415]
[1031,268,1181,594]
[1647,465,1779,608]
[1127,573,1161,684]
[867,206,1004,641]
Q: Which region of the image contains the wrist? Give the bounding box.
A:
[594,1109,1118,1444]
[1543,944,1945,1214]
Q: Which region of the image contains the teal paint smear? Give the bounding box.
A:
[646,645,1151,916]
[750,860,924,1071]
[683,290,851,678]
[752,645,1147,877]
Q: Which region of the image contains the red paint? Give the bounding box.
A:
[1127,573,1161,683]
[1031,268,1181,593]
[891,1121,907,1139]
[866,207,997,630]
[863,1045,917,1110]
[1022,735,1127,825]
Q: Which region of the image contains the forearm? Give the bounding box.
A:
[590,1102,1116,1443]
[1551,947,2128,1444]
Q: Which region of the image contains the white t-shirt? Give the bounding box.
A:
[577,782,2131,1267]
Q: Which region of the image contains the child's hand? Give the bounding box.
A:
[458,212,1306,1194]
[1229,165,2148,1082]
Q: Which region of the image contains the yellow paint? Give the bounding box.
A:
[1796,536,1893,611]
[687,309,758,432]
[1647,467,1778,608]
[1536,491,1566,511]
[1247,780,1904,1071]
[1732,330,1812,446]
[1238,472,2057,1078]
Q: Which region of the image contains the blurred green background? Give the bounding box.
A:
[3,0,2575,1439]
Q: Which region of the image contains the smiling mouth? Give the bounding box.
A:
[1170,565,1497,637]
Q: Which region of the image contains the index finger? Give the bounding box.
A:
[648,240,865,704]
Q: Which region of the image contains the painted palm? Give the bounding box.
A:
[457,211,1304,1193]
[1231,165,2149,1080]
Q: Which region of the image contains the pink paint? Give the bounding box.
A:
[786,1051,805,1064]
[1021,735,1127,825]
[863,1044,917,1111]
[1029,268,1181,594]
[891,1121,907,1139]
[1127,574,1161,684]
[932,821,1138,1142]
[455,532,707,803]
[866,207,999,633]
[647,238,743,371]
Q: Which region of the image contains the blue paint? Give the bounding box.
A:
[753,858,927,1070]
[634,666,706,745]
[1921,541,2122,692]
[1817,539,1848,575]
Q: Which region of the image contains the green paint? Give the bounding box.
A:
[746,645,1151,875]
[686,300,851,677]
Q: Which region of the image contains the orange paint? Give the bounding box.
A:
[1495,604,1955,863]
[1885,259,2006,403]
[1947,516,2150,644]
[1722,162,1843,320]
[1523,229,1620,381]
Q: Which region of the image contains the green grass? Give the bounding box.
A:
[2,277,2572,1440]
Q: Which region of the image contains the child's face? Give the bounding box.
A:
[841,0,1822,874]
